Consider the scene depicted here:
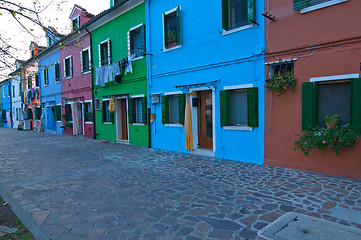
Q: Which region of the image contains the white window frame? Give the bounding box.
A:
[84,100,93,124]
[64,55,73,79]
[54,62,61,83]
[81,47,91,74]
[128,23,145,61]
[300,0,348,14]
[43,67,49,86]
[310,73,359,83]
[162,6,182,53]
[99,39,111,66]
[72,15,80,31]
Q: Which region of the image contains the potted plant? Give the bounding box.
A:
[166,30,177,48]
[63,122,73,128]
[266,72,297,96]
[324,114,339,129]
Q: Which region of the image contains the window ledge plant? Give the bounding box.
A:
[324,114,339,129]
[295,124,360,156]
[266,72,297,96]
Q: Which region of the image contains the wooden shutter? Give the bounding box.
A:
[294,0,309,11]
[350,78,361,130]
[141,97,147,124]
[176,6,181,44]
[128,98,135,124]
[247,0,256,23]
[54,105,61,121]
[162,95,169,124]
[247,87,258,127]
[220,90,230,126]
[222,0,229,30]
[65,104,72,121]
[178,94,186,125]
[140,24,146,55]
[110,112,115,123]
[302,82,317,130]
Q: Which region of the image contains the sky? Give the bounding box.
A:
[0,0,109,79]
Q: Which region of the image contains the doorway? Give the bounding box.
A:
[197,90,213,149]
[116,98,128,141]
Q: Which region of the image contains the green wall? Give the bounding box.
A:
[92,3,148,147]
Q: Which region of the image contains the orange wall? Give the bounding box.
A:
[264,0,361,179]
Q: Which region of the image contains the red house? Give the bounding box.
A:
[264,0,361,179]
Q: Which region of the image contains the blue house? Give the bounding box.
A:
[1,79,12,128]
[36,27,63,134]
[147,0,265,164]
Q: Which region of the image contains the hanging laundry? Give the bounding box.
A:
[125,55,134,75]
[108,98,115,113]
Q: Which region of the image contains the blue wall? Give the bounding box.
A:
[147,0,265,164]
[38,49,63,134]
[1,81,12,128]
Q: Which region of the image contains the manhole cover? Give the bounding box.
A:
[258,212,361,240]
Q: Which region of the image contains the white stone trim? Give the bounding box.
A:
[165,124,183,127]
[310,74,359,82]
[223,24,254,36]
[223,126,253,131]
[223,84,253,90]
[301,0,348,14]
[132,123,145,126]
[164,91,182,96]
[131,94,145,98]
[265,58,297,65]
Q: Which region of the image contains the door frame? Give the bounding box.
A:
[116,97,129,142]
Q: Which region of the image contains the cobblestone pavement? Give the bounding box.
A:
[0,128,360,240]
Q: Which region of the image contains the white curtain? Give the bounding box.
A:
[71,103,83,135]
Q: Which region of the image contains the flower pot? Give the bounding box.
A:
[326,122,337,129]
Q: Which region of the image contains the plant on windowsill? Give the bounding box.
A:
[63,122,73,128]
[166,30,177,48]
[324,114,339,129]
[85,112,93,122]
[294,125,360,156]
[266,72,297,96]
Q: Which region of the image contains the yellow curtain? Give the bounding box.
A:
[185,92,195,151]
[108,97,115,113]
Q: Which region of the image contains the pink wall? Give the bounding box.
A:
[264,0,361,179]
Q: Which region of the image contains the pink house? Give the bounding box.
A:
[60,5,94,138]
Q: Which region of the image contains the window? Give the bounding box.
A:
[2,86,5,97]
[43,68,48,86]
[161,94,186,124]
[222,0,256,31]
[302,78,361,130]
[64,104,72,121]
[163,7,181,49]
[27,76,32,90]
[99,40,111,66]
[72,16,80,31]
[64,56,73,79]
[129,97,147,124]
[84,102,93,122]
[18,83,21,96]
[55,62,60,82]
[31,49,35,57]
[102,100,114,123]
[12,86,15,97]
[220,87,258,127]
[54,105,61,121]
[81,48,91,73]
[268,61,294,80]
[128,24,145,58]
[293,0,347,11]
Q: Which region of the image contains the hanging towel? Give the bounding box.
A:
[108,98,115,113]
[125,55,134,75]
[185,92,195,151]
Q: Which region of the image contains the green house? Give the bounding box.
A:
[90,0,148,146]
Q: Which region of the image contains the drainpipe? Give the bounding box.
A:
[85,27,97,140]
[146,0,152,148]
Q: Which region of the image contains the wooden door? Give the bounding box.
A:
[120,99,128,140]
[198,91,213,149]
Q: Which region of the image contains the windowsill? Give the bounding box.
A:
[132,56,144,61]
[163,44,182,53]
[44,85,48,87]
[55,80,61,83]
[82,71,91,75]
[132,123,145,126]
[66,76,72,80]
[165,123,183,127]
[223,126,253,131]
[103,122,113,125]
[300,0,348,14]
[222,24,254,36]
[56,121,61,122]
[85,121,93,124]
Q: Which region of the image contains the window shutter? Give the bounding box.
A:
[294,0,309,11]
[247,0,256,23]
[222,0,229,30]
[350,78,361,130]
[140,24,146,56]
[141,97,147,124]
[176,6,181,44]
[110,112,115,123]
[178,94,186,125]
[128,98,135,124]
[98,44,101,67]
[27,108,32,120]
[70,57,73,77]
[54,105,61,121]
[162,95,169,124]
[101,101,106,123]
[220,90,230,126]
[63,59,66,78]
[247,87,258,127]
[65,104,72,121]
[35,107,41,120]
[163,13,167,46]
[80,51,83,73]
[107,40,111,64]
[127,31,131,56]
[302,82,317,130]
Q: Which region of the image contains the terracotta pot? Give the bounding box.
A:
[326,122,337,129]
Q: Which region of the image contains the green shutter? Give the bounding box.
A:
[220,90,230,126]
[128,98,135,124]
[178,94,186,125]
[302,82,317,130]
[140,25,146,56]
[176,6,181,44]
[350,78,361,130]
[163,13,168,45]
[141,97,147,124]
[247,87,259,127]
[247,0,256,23]
[222,0,229,30]
[65,104,72,121]
[101,101,106,122]
[54,105,61,121]
[294,0,309,11]
[162,95,169,124]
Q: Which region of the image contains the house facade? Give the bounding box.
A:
[147,0,265,163]
[264,0,361,178]
[9,62,23,128]
[90,0,149,146]
[1,79,12,128]
[0,85,2,126]
[60,5,94,138]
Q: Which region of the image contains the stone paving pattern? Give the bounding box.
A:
[0,128,360,239]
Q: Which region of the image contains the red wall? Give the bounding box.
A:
[264,0,361,179]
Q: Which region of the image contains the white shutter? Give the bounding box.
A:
[127,31,130,57]
[98,44,101,67]
[70,56,73,77]
[107,39,111,64]
[80,51,83,73]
